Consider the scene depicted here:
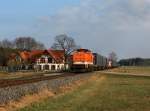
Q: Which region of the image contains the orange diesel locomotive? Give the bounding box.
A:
[71,49,94,72]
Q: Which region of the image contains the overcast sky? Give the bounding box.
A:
[0,0,150,59]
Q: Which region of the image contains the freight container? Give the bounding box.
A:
[93,53,107,70]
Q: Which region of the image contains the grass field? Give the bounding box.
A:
[0,71,63,80]
[0,71,52,80]
[0,72,39,80]
[18,73,150,111]
[108,66,150,75]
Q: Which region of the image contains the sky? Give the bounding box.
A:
[0,0,150,59]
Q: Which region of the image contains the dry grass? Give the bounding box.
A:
[18,73,150,111]
[108,66,150,75]
[0,72,9,78]
[0,89,54,111]
[0,75,93,111]
[0,71,43,80]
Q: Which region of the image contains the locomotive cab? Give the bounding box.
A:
[71,49,94,72]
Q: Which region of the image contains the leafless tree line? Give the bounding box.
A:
[0,37,45,50]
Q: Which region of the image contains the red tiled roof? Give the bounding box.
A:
[19,51,31,61]
[48,50,64,63]
[30,50,44,57]
[18,50,64,63]
[9,53,18,60]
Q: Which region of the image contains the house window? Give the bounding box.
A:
[37,65,42,70]
[48,58,52,63]
[51,65,55,70]
[16,56,21,62]
[41,58,45,63]
[57,65,60,70]
[44,65,49,70]
[37,59,40,64]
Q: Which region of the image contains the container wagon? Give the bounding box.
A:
[93,53,108,70]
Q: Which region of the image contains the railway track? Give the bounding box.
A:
[0,73,77,88]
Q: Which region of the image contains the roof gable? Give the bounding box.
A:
[18,50,64,63]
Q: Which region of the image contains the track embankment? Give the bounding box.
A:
[0,73,93,105]
[0,73,76,88]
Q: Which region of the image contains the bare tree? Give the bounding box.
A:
[0,41,2,47]
[31,41,45,50]
[14,37,45,50]
[1,39,14,48]
[51,34,79,69]
[108,52,118,61]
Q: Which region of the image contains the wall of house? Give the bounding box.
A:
[34,55,65,71]
[35,64,65,71]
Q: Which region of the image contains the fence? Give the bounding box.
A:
[0,66,8,72]
[0,65,34,73]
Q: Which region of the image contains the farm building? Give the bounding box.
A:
[9,49,66,71]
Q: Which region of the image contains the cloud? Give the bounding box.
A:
[37,0,150,58]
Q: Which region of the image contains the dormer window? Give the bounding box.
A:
[48,58,52,63]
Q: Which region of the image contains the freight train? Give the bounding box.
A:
[71,49,117,72]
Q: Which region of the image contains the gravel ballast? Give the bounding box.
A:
[0,73,92,104]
